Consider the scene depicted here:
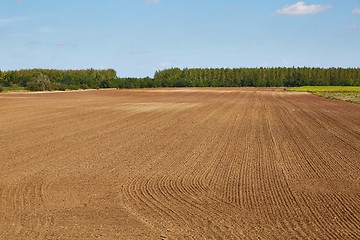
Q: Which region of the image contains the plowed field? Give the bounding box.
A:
[0,88,359,239]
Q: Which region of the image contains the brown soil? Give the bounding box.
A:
[0,88,359,239]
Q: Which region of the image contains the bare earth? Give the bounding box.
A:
[0,88,359,239]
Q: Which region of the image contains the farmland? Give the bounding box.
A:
[0,88,359,239]
[286,86,360,104]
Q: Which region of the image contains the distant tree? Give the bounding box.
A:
[2,67,360,90]
[99,79,111,88]
[26,73,52,91]
[0,71,4,87]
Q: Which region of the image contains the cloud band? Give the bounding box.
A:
[277,2,332,15]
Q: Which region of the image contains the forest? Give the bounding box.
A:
[0,67,359,92]
[151,67,360,88]
[0,69,117,92]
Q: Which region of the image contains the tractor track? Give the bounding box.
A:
[0,88,359,239]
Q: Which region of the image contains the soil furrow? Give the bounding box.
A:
[1,88,359,239]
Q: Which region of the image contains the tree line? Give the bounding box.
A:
[0,67,359,92]
[152,67,360,88]
[0,69,117,91]
[118,67,360,88]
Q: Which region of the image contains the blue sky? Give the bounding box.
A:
[1,0,359,77]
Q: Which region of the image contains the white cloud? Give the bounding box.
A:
[146,0,160,4]
[353,8,360,14]
[277,2,332,15]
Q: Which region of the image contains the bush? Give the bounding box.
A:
[66,85,80,90]
[26,81,43,91]
[51,82,67,91]
[79,84,89,90]
[26,73,52,91]
[0,86,3,92]
[99,79,111,88]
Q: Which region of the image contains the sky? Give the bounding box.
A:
[0,0,359,77]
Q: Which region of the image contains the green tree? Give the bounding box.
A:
[26,73,52,91]
[100,79,111,88]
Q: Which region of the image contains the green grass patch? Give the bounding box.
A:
[286,86,360,92]
[285,86,360,104]
[1,86,28,93]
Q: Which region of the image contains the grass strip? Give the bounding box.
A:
[285,86,360,104]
